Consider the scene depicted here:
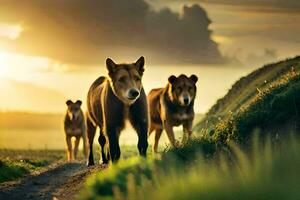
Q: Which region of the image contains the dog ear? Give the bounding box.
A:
[75,100,82,106]
[106,58,117,77]
[66,100,73,106]
[135,56,145,75]
[168,75,177,84]
[190,74,198,83]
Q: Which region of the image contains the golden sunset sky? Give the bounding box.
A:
[0,0,299,114]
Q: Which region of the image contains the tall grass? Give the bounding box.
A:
[203,68,300,144]
[196,56,300,131]
[78,135,300,200]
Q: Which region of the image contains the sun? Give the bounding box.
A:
[0,23,23,40]
[0,52,11,77]
[0,50,51,79]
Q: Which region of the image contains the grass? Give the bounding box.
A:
[203,68,300,144]
[78,135,300,200]
[196,56,300,130]
[0,149,65,183]
[0,159,48,183]
[137,136,300,200]
[0,146,148,184]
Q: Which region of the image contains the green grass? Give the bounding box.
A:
[0,159,48,183]
[78,135,300,200]
[136,137,300,200]
[0,149,65,161]
[196,56,300,130]
[202,68,300,144]
[0,146,149,184]
[0,149,65,183]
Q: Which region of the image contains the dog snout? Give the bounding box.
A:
[128,88,140,99]
[183,96,190,105]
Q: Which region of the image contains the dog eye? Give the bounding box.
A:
[134,76,141,81]
[118,77,126,82]
[176,87,182,92]
[188,86,193,91]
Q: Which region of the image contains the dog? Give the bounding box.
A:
[64,100,87,161]
[86,56,148,165]
[148,74,198,153]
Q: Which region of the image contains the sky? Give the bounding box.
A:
[0,0,299,113]
[148,0,300,63]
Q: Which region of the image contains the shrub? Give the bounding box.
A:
[78,158,153,200]
[78,135,300,200]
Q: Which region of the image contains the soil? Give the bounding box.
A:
[0,161,107,200]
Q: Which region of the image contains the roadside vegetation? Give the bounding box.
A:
[0,159,48,183]
[0,146,146,183]
[79,135,300,200]
[0,150,65,183]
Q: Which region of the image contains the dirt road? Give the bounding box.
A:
[0,162,105,200]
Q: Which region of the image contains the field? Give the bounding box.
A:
[0,113,203,149]
[1,57,300,199]
[0,149,65,183]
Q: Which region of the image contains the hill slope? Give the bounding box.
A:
[195,56,300,131]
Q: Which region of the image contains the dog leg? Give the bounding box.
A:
[164,122,177,147]
[98,130,109,164]
[87,117,96,166]
[153,128,163,153]
[82,131,88,160]
[74,136,80,160]
[66,135,72,162]
[107,127,121,162]
[182,120,193,143]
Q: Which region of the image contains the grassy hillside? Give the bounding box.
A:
[208,68,300,144]
[195,56,300,131]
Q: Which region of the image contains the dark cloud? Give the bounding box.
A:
[178,0,300,12]
[0,0,224,65]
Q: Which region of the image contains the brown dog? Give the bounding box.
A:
[86,56,148,165]
[148,74,198,153]
[64,100,87,161]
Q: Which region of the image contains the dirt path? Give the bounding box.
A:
[0,162,105,200]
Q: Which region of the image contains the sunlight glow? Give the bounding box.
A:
[0,51,50,79]
[211,34,232,44]
[0,23,23,40]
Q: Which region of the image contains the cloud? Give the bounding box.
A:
[0,0,224,65]
[181,0,300,13]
